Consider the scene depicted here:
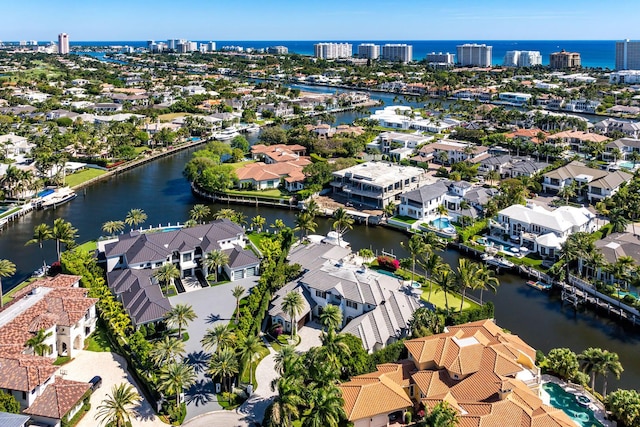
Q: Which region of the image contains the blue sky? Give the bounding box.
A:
[3,0,640,41]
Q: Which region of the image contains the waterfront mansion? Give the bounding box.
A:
[269,242,423,353]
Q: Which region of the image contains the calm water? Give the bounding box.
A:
[1,145,639,390]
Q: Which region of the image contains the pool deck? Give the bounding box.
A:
[541,374,613,427]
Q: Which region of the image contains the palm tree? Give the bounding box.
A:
[189,204,210,224]
[270,375,304,427]
[203,250,229,283]
[486,170,500,186]
[579,347,604,391]
[305,199,321,218]
[25,328,53,356]
[609,207,629,233]
[124,208,147,230]
[332,208,354,246]
[598,350,623,397]
[52,218,78,261]
[402,234,427,285]
[101,220,125,236]
[271,218,286,233]
[159,362,197,408]
[319,328,351,370]
[294,211,317,241]
[213,208,239,222]
[558,183,576,205]
[0,259,16,309]
[474,264,500,305]
[201,323,236,354]
[383,201,396,219]
[153,263,180,296]
[274,345,300,377]
[437,203,448,223]
[25,223,53,270]
[150,336,186,367]
[96,383,141,427]
[237,334,263,388]
[251,215,266,232]
[231,285,245,323]
[165,303,197,339]
[418,252,443,304]
[319,304,343,331]
[434,265,456,315]
[208,347,239,397]
[281,291,305,339]
[454,258,479,312]
[302,385,346,427]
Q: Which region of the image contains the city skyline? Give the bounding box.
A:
[3,0,640,41]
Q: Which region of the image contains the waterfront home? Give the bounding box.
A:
[579,232,640,284]
[368,105,458,133]
[0,274,97,360]
[594,118,640,139]
[366,131,433,155]
[330,161,427,209]
[397,181,450,223]
[411,139,489,165]
[490,204,596,258]
[547,130,609,153]
[270,242,423,353]
[0,133,34,162]
[235,158,310,191]
[541,161,632,202]
[339,319,574,427]
[603,137,640,162]
[250,143,307,164]
[103,219,260,280]
[505,128,550,146]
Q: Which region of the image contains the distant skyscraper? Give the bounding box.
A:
[616,39,640,70]
[314,43,352,59]
[549,50,581,69]
[426,52,455,66]
[380,44,412,63]
[357,43,380,60]
[267,46,288,54]
[503,50,542,67]
[58,33,69,55]
[456,44,492,67]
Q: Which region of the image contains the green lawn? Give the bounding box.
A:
[85,322,112,352]
[158,112,190,122]
[224,188,288,199]
[390,215,418,224]
[0,206,21,219]
[65,168,107,187]
[420,283,476,312]
[247,232,271,250]
[240,344,270,387]
[229,160,256,170]
[2,278,36,305]
[76,240,97,253]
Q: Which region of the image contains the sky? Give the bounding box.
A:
[3,0,640,41]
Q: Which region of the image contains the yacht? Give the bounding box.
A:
[40,187,77,209]
[245,124,261,133]
[212,127,240,141]
[482,254,515,269]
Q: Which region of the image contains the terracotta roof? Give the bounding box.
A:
[505,128,549,144]
[235,158,310,184]
[0,354,58,392]
[24,377,90,420]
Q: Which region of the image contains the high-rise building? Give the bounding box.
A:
[57,33,69,55]
[549,50,581,69]
[314,43,352,59]
[267,46,288,54]
[425,52,455,65]
[616,39,640,70]
[503,50,542,67]
[380,44,412,63]
[456,44,492,67]
[357,43,380,60]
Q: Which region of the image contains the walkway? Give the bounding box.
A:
[183,323,323,426]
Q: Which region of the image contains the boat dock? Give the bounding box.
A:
[0,202,36,231]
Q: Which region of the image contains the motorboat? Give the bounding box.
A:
[526,280,552,291]
[484,255,515,269]
[32,264,49,278]
[40,187,77,209]
[245,124,260,133]
[212,127,240,141]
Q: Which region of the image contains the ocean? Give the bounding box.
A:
[64,40,617,69]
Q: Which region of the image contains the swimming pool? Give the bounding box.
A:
[619,161,637,170]
[162,227,183,232]
[542,382,604,427]
[431,217,451,230]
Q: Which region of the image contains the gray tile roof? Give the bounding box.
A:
[595,232,640,264]
[107,269,172,325]
[589,170,633,190]
[268,282,316,319]
[287,242,351,272]
[0,412,30,427]
[223,247,260,269]
[401,181,449,205]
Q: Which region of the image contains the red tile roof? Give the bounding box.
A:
[24,377,90,420]
[0,354,58,392]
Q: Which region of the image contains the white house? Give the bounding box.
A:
[0,133,34,162]
[542,161,632,202]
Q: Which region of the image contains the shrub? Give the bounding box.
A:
[377,255,399,272]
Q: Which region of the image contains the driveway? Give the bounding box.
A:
[62,350,165,427]
[169,277,259,422]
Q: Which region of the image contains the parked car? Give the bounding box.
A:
[89,375,102,391]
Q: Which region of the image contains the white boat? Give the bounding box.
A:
[212,127,240,141]
[483,254,515,269]
[40,187,77,209]
[245,124,260,133]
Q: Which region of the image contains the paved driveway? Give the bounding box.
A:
[169,277,259,422]
[62,350,164,427]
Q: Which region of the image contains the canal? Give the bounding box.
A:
[1,144,638,391]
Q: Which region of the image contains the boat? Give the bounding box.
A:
[484,256,515,269]
[212,127,240,141]
[526,280,552,291]
[32,264,49,278]
[245,124,260,133]
[40,187,77,209]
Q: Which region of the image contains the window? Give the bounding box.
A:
[155,262,163,268]
[315,290,326,299]
[346,300,358,309]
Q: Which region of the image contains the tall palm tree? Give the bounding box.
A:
[213,208,239,222]
[402,234,427,285]
[237,334,263,388]
[302,385,346,427]
[474,264,500,305]
[437,204,448,223]
[598,350,624,397]
[418,252,444,304]
[25,223,53,269]
[434,265,456,315]
[201,323,236,354]
[203,250,229,283]
[25,328,53,356]
[124,208,147,230]
[305,199,321,218]
[189,204,210,224]
[270,375,304,427]
[251,215,266,232]
[319,304,343,331]
[332,208,354,246]
[154,263,180,295]
[101,220,125,236]
[609,207,629,233]
[208,347,239,397]
[294,211,317,241]
[579,347,604,391]
[159,362,197,409]
[0,259,17,309]
[52,218,78,262]
[165,303,197,339]
[149,336,186,367]
[319,328,351,371]
[96,383,141,427]
[454,258,479,312]
[231,285,245,323]
[281,291,305,339]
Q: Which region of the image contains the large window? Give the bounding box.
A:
[182,253,192,262]
[346,300,358,309]
[315,290,327,299]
